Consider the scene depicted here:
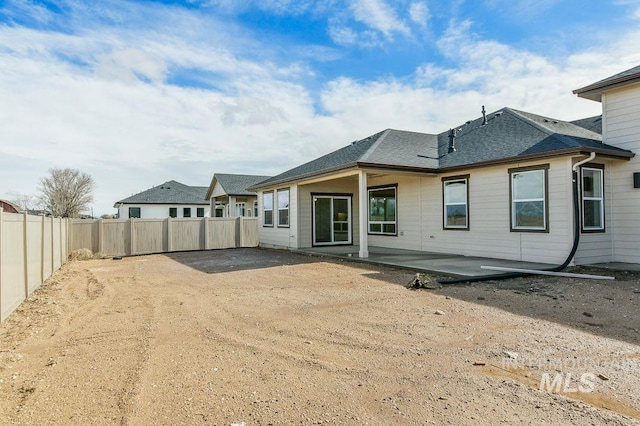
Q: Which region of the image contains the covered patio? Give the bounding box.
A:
[295,245,556,277]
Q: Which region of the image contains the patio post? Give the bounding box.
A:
[358,170,369,258]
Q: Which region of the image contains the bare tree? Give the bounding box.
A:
[8,192,43,211]
[39,168,95,218]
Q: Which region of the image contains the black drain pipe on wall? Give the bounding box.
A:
[438,153,596,285]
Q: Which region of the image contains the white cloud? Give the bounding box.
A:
[409,1,430,26]
[349,0,410,37]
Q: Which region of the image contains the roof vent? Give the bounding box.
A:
[448,128,457,154]
[481,105,487,125]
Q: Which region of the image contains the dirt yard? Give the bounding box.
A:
[1,248,639,425]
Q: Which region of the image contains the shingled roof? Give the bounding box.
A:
[205,173,273,199]
[573,65,640,101]
[250,107,633,190]
[114,180,209,206]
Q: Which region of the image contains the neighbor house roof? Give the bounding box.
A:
[114,180,209,207]
[205,173,273,200]
[573,65,640,101]
[249,107,633,191]
[0,199,23,213]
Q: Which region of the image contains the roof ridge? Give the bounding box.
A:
[360,129,391,162]
[504,108,579,148]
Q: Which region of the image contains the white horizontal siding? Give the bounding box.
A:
[367,175,422,251]
[257,185,298,249]
[603,86,640,264]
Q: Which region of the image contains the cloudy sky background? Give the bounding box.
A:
[1,0,640,215]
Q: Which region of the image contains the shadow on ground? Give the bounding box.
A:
[430,268,640,346]
[165,248,640,346]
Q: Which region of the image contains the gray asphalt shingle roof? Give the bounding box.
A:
[211,173,273,197]
[251,107,632,190]
[114,180,209,206]
[573,65,640,101]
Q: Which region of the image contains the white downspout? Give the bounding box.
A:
[573,152,596,171]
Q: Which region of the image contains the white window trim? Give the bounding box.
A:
[581,167,604,231]
[263,192,274,227]
[443,178,468,229]
[277,188,290,228]
[368,186,397,236]
[511,169,547,231]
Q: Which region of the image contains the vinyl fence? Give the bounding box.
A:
[0,208,70,321]
[69,217,259,257]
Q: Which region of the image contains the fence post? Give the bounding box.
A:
[203,217,209,250]
[40,214,45,287]
[22,212,28,298]
[130,218,136,256]
[0,206,3,322]
[166,217,172,252]
[98,219,104,254]
[51,216,55,273]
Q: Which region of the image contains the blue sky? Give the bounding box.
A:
[1,0,640,215]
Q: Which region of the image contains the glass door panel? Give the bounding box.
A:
[313,196,351,245]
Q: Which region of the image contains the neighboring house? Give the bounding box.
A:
[248,65,640,266]
[114,180,209,219]
[0,200,23,213]
[205,173,271,218]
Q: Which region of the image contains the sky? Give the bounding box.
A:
[1,0,640,216]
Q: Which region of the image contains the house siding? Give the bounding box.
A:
[416,159,574,264]
[367,175,422,251]
[603,84,640,264]
[118,204,209,219]
[257,185,298,249]
[298,180,359,248]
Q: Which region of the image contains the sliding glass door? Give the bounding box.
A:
[313,195,352,245]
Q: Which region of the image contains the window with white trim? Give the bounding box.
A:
[368,186,397,235]
[443,177,468,229]
[581,166,604,231]
[263,192,273,226]
[277,188,290,227]
[253,201,258,218]
[510,168,547,231]
[236,202,246,217]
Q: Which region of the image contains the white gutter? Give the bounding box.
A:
[573,152,597,171]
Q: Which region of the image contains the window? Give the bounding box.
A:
[263,192,273,226]
[183,207,191,218]
[129,207,141,218]
[582,166,604,231]
[443,176,468,229]
[277,188,290,227]
[169,207,177,218]
[253,201,258,218]
[214,207,224,217]
[368,186,397,235]
[236,202,246,217]
[510,166,548,231]
[197,207,205,217]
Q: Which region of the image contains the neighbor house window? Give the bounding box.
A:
[197,207,205,217]
[129,207,141,218]
[277,188,290,227]
[183,207,191,218]
[169,207,177,218]
[510,166,548,231]
[215,207,224,217]
[443,176,469,229]
[236,202,246,217]
[582,166,604,231]
[263,192,273,226]
[253,201,258,217]
[368,185,397,235]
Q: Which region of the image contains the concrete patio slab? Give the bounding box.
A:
[294,246,554,277]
